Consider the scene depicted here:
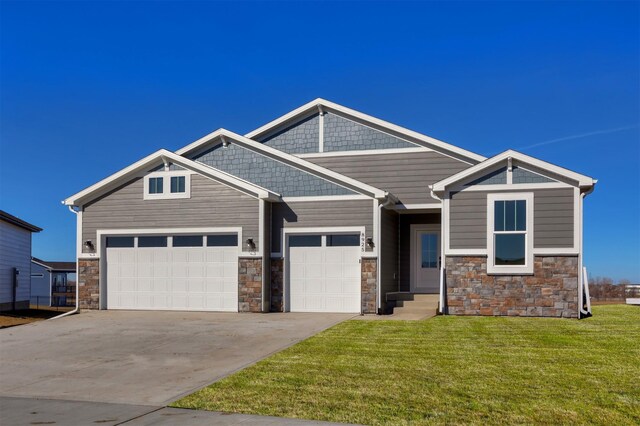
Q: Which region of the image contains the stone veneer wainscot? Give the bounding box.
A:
[445,256,579,318]
[238,258,262,312]
[78,259,100,310]
[361,258,377,314]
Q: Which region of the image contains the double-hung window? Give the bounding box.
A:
[144,172,191,200]
[487,193,534,274]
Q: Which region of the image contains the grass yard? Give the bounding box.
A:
[173,305,640,425]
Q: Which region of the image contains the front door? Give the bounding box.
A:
[410,225,440,293]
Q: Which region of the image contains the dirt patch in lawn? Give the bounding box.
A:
[0,308,73,329]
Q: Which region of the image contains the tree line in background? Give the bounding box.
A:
[588,277,637,302]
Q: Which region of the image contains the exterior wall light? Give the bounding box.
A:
[366,237,374,248]
[245,238,256,251]
[83,240,95,252]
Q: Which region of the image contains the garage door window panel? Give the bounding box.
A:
[173,235,204,247]
[138,236,168,247]
[106,237,135,248]
[207,235,238,247]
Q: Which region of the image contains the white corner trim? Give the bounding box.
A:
[143,171,191,200]
[281,194,371,202]
[486,192,534,275]
[296,147,432,159]
[318,107,324,153]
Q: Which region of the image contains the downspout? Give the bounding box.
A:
[429,186,446,314]
[578,185,595,318]
[377,194,395,315]
[49,205,80,320]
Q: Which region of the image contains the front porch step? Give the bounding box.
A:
[388,294,439,320]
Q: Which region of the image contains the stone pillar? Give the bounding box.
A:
[78,259,100,310]
[445,256,579,318]
[270,258,284,312]
[238,258,262,312]
[361,258,377,314]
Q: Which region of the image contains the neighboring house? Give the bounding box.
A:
[30,258,76,307]
[0,210,42,311]
[63,99,596,318]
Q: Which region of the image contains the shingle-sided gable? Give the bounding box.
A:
[323,112,417,152]
[259,114,319,154]
[191,143,355,197]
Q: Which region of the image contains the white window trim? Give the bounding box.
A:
[487,192,534,275]
[143,171,192,200]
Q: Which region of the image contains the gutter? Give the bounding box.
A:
[49,206,80,320]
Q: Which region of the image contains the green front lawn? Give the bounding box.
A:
[173,305,640,425]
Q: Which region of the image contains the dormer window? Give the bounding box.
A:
[149,177,163,194]
[144,172,191,200]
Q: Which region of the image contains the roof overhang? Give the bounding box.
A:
[63,149,280,207]
[430,149,597,195]
[243,98,487,165]
[176,128,390,200]
[0,210,42,232]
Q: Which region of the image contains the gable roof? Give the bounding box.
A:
[430,149,596,193]
[31,257,76,272]
[176,128,390,200]
[244,98,487,164]
[0,210,42,232]
[63,149,280,207]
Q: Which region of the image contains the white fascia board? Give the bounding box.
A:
[244,98,486,164]
[180,129,388,200]
[63,149,279,206]
[432,149,596,193]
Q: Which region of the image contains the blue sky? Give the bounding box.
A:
[1,1,638,282]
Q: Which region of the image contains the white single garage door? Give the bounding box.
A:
[106,234,238,312]
[288,233,361,313]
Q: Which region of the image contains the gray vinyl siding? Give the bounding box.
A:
[259,114,319,154]
[448,188,575,249]
[380,209,399,298]
[0,221,32,306]
[323,112,417,151]
[308,151,470,205]
[534,188,574,248]
[192,143,354,197]
[449,191,487,249]
[398,213,441,292]
[271,200,374,253]
[82,174,260,252]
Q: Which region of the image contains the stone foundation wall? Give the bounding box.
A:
[445,256,579,318]
[238,258,262,312]
[361,258,377,314]
[78,259,100,310]
[270,258,284,312]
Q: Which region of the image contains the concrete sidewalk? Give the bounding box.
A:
[0,397,350,426]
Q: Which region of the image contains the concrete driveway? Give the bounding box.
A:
[0,311,352,406]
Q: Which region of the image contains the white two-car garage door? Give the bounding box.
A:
[287,233,362,313]
[106,234,238,312]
